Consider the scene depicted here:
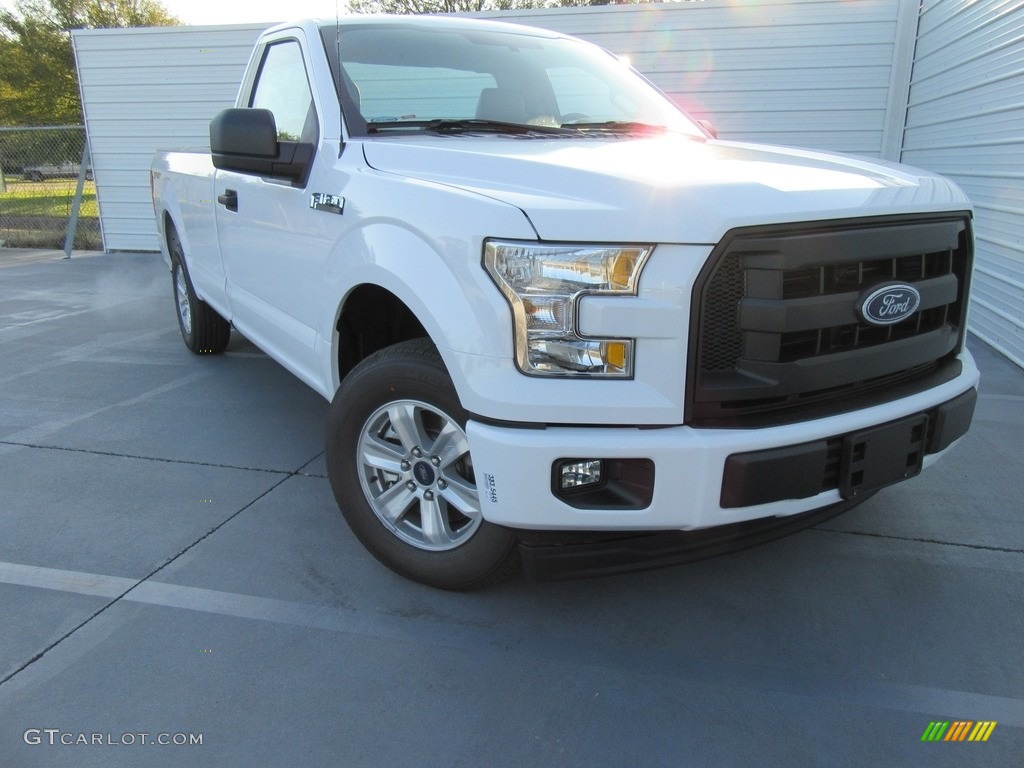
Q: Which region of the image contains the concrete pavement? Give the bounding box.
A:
[1,251,1022,767]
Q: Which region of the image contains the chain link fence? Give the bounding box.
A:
[0,126,101,251]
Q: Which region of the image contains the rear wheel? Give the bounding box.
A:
[168,227,230,354]
[326,339,519,589]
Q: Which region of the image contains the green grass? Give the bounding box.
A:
[0,178,102,248]
[0,178,99,218]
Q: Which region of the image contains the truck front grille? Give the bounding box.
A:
[688,214,973,427]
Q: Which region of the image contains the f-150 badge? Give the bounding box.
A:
[310,193,344,215]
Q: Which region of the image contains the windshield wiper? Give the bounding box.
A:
[367,118,571,136]
[560,120,670,134]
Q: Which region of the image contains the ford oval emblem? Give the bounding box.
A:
[858,283,922,326]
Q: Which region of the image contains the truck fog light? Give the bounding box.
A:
[558,459,604,490]
[552,458,655,510]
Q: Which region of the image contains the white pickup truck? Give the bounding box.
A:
[151,15,979,589]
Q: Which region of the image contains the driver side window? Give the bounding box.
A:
[251,41,318,143]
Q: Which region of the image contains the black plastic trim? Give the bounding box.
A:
[719,387,976,508]
[700,328,958,403]
[838,414,928,499]
[514,495,869,582]
[721,441,828,508]
[738,273,957,335]
[687,212,974,428]
[928,387,977,453]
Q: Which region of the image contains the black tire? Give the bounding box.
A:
[168,227,230,354]
[326,338,519,590]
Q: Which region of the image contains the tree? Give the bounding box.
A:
[0,0,180,126]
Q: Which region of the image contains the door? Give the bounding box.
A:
[215,37,334,386]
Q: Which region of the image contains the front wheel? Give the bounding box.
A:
[326,339,519,590]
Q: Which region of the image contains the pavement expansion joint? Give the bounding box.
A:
[0,468,296,688]
[813,526,1024,555]
[0,439,297,476]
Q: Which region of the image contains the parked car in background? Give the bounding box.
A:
[22,161,92,181]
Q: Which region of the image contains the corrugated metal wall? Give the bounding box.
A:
[901,0,1024,368]
[479,0,913,157]
[73,24,267,251]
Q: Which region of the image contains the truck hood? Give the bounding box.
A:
[360,134,969,243]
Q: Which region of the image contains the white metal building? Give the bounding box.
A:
[73,23,268,251]
[900,0,1024,367]
[72,0,1024,367]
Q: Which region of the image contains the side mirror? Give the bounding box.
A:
[210,108,312,184]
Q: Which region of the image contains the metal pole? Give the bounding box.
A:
[63,141,91,259]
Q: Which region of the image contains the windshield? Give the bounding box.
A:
[320,21,704,138]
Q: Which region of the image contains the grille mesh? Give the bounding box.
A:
[699,256,744,371]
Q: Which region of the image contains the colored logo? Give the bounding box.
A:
[858,283,921,326]
[921,721,997,742]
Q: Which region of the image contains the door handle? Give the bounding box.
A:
[217,189,238,212]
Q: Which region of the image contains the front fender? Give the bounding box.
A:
[318,219,529,397]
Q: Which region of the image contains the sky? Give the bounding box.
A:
[0,0,351,26]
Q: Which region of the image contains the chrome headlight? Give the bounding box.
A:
[484,240,652,377]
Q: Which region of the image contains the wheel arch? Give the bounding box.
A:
[158,206,187,272]
[335,283,429,382]
[323,223,514,398]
